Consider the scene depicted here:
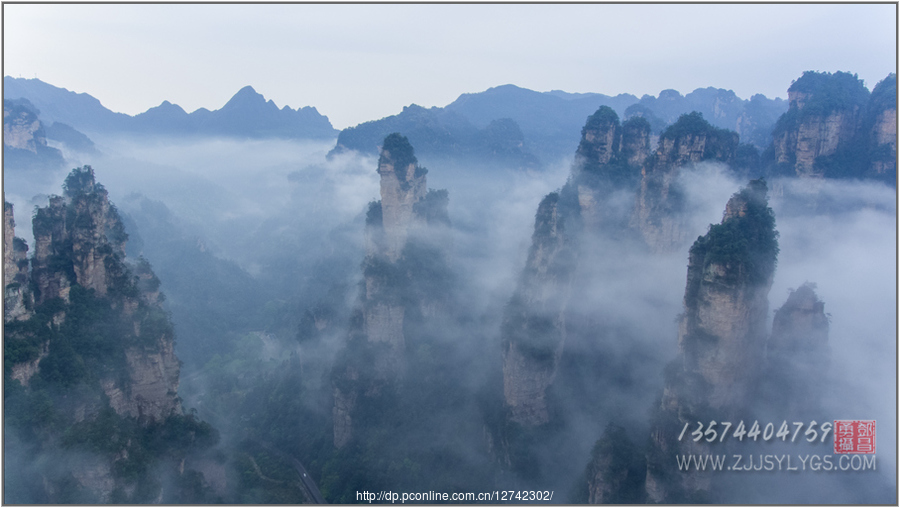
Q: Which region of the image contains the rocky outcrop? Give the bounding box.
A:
[377,135,428,262]
[586,425,645,504]
[774,107,859,177]
[865,73,897,180]
[3,98,66,170]
[501,193,573,425]
[332,379,358,449]
[70,455,116,503]
[332,134,450,447]
[3,98,46,152]
[14,166,181,422]
[677,178,777,410]
[103,338,181,421]
[574,110,649,230]
[32,195,74,304]
[620,116,652,169]
[645,179,778,502]
[10,340,49,387]
[4,202,32,321]
[632,112,738,253]
[4,202,14,284]
[30,169,132,304]
[763,283,829,416]
[500,108,651,427]
[625,88,787,150]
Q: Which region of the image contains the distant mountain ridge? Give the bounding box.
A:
[3,77,338,140]
[332,83,788,167]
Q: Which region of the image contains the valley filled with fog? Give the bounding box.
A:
[3,71,896,503]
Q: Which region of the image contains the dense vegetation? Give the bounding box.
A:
[787,70,870,116]
[770,71,869,142]
[412,188,451,226]
[379,132,418,171]
[690,178,779,286]
[867,72,897,116]
[766,71,896,183]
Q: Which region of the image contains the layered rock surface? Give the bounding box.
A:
[770,71,896,182]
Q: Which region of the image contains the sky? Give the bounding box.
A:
[2,3,897,130]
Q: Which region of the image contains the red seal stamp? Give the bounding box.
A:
[834,420,875,454]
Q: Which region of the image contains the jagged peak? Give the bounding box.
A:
[582,106,620,133]
[787,70,870,113]
[660,111,726,141]
[621,115,651,131]
[658,89,683,100]
[62,165,104,198]
[723,177,769,221]
[689,178,778,285]
[156,100,184,111]
[869,73,897,112]
[780,282,824,311]
[139,100,188,117]
[222,85,267,109]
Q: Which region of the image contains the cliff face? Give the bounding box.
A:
[632,112,738,253]
[4,203,32,321]
[102,338,181,421]
[30,171,133,304]
[645,179,778,502]
[773,105,860,177]
[332,134,450,448]
[769,71,896,183]
[32,196,74,305]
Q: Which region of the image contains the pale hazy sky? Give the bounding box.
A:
[3,3,897,130]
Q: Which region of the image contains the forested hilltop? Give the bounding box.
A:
[4,70,896,503]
